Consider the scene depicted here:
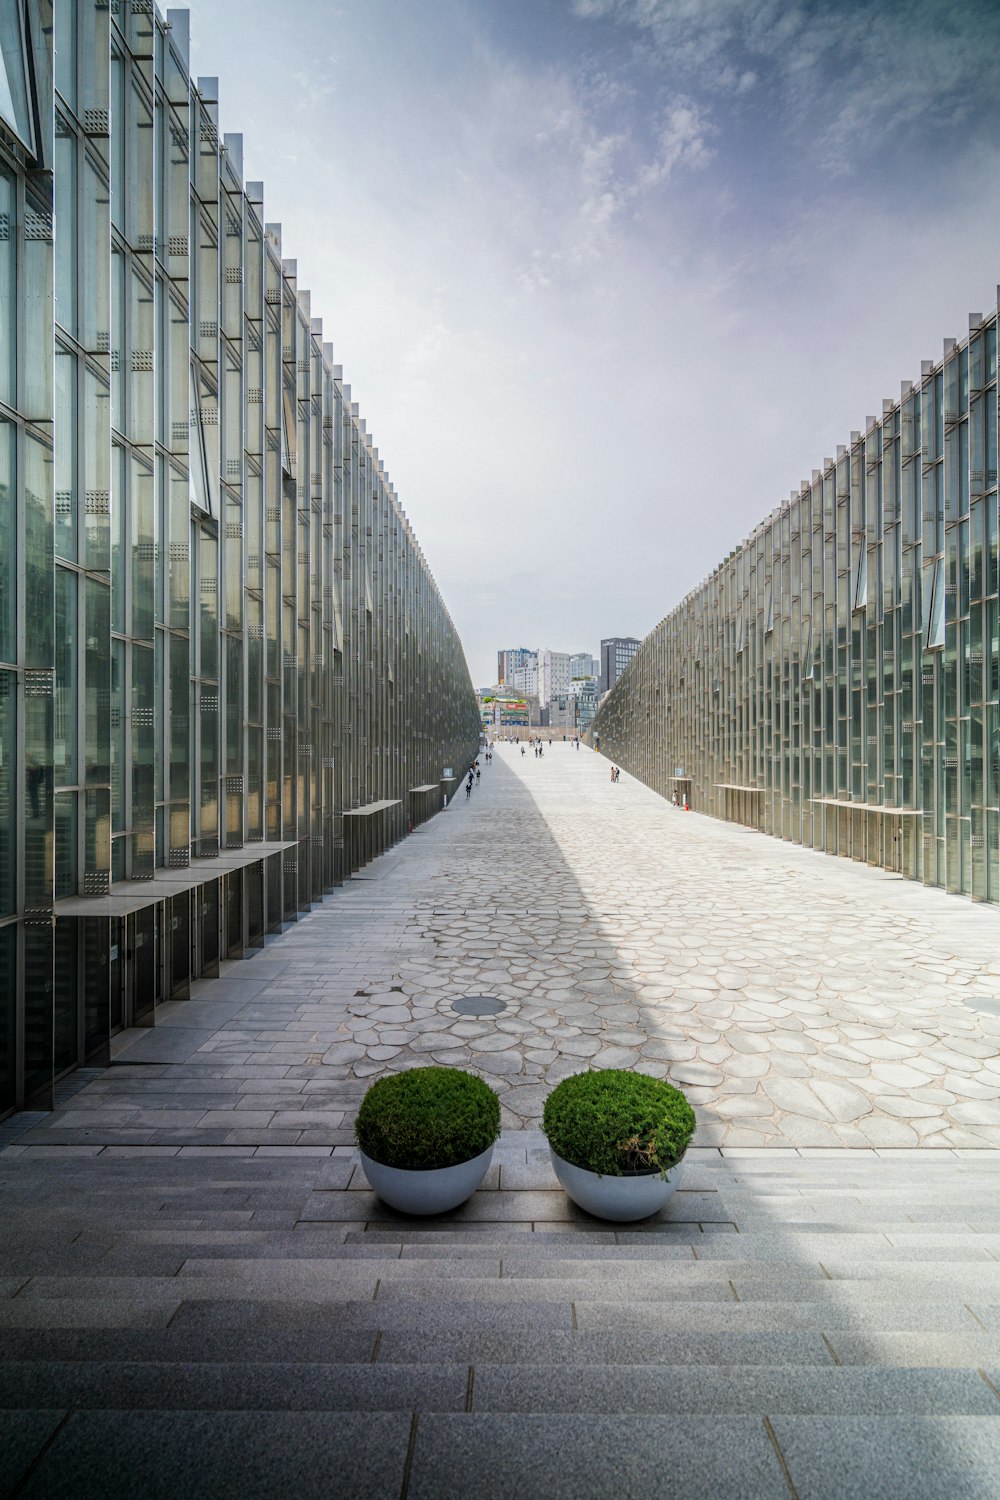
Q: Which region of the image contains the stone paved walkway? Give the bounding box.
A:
[4,742,1000,1154]
[6,746,1000,1496]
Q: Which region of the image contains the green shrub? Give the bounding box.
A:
[542,1069,695,1178]
[355,1066,501,1170]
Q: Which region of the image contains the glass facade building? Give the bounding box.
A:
[0,1,479,1114]
[592,310,1000,906]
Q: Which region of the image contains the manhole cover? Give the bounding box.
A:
[451,996,507,1017]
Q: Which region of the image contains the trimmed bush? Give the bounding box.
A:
[355,1066,501,1170]
[542,1069,695,1178]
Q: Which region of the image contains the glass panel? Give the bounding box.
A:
[82,365,111,571]
[0,4,36,151]
[169,628,189,803]
[54,345,78,561]
[53,566,78,786]
[0,923,15,1112]
[131,454,154,639]
[131,642,154,877]
[0,167,14,407]
[0,417,12,664]
[23,922,53,1103]
[53,917,78,1073]
[80,152,110,358]
[0,671,13,916]
[54,113,77,337]
[53,790,77,899]
[84,786,110,888]
[110,638,125,831]
[23,187,53,421]
[85,578,110,786]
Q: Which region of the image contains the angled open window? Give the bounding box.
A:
[923,557,945,650]
[802,614,813,678]
[0,5,36,155]
[189,366,220,518]
[852,545,868,612]
[281,384,296,478]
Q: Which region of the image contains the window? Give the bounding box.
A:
[924,557,945,650]
[190,367,220,517]
[0,5,36,154]
[853,546,868,612]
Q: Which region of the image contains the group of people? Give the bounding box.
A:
[609,764,621,783]
[465,744,495,799]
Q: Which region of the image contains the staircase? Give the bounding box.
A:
[2,1137,1000,1497]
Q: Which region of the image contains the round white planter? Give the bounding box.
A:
[359,1144,494,1216]
[549,1147,685,1222]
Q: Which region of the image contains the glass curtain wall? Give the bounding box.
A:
[0,0,479,1115]
[592,322,1000,906]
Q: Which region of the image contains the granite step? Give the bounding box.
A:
[0,1360,995,1418]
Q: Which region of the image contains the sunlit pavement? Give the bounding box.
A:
[8,740,999,1154]
[4,747,1000,1496]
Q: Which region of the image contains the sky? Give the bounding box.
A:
[186,0,1000,688]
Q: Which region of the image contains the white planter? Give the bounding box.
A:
[549,1147,685,1222]
[359,1144,494,1215]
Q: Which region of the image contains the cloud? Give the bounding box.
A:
[571,0,1000,174]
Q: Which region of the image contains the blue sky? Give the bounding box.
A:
[187,0,1000,686]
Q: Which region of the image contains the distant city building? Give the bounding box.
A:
[511,656,539,697]
[538,650,571,708]
[569,676,600,731]
[478,690,540,731]
[569,653,599,680]
[544,694,578,732]
[600,638,641,695]
[497,648,534,686]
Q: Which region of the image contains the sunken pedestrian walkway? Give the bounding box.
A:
[3,747,1000,1495]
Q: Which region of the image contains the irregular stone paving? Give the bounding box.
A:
[4,743,1000,1153]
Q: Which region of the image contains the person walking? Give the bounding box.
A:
[520,744,525,757]
[466,775,473,800]
[476,766,481,785]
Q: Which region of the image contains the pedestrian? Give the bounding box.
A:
[476,766,481,784]
[615,766,620,782]
[520,744,525,757]
[466,777,473,799]
[610,765,616,783]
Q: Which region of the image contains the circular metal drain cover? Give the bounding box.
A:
[451,996,507,1017]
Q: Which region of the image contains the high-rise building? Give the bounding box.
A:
[0,0,479,1115]
[511,656,538,697]
[600,638,640,695]
[592,305,1000,904]
[497,647,534,685]
[569,652,598,680]
[537,649,571,708]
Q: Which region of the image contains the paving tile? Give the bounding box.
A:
[770,1416,1000,1500]
[0,1410,67,1494]
[469,1364,998,1415]
[0,1361,468,1412]
[15,1410,411,1500]
[407,1414,789,1500]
